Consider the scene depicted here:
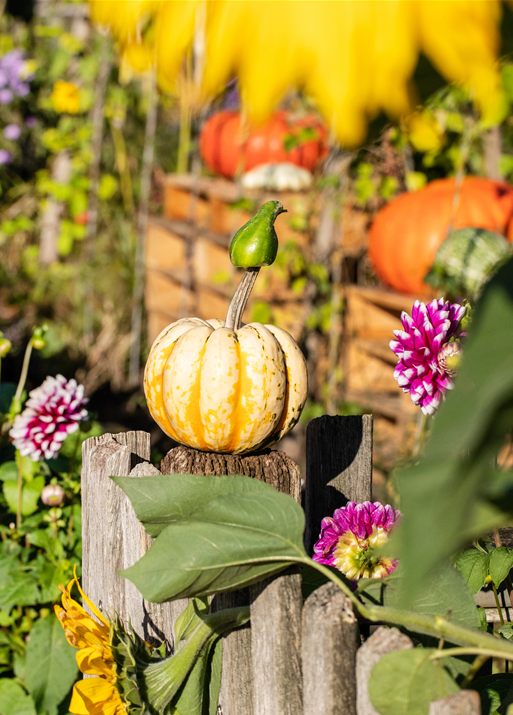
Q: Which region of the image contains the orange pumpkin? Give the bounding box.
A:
[199,110,328,179]
[368,177,513,294]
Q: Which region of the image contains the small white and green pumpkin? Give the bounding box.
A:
[144,201,308,454]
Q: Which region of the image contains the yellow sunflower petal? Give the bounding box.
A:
[73,565,109,628]
[76,645,116,680]
[70,678,126,715]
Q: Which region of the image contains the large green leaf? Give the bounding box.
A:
[368,649,459,715]
[3,476,45,517]
[0,680,36,715]
[112,473,273,537]
[392,256,513,603]
[385,561,480,631]
[25,614,78,715]
[120,486,307,602]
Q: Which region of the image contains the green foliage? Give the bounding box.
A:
[24,614,78,715]
[0,679,36,715]
[116,474,306,601]
[391,255,513,604]
[369,649,459,715]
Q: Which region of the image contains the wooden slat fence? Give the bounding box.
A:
[81,416,479,715]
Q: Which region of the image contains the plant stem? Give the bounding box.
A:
[16,452,22,528]
[460,654,491,688]
[431,647,510,662]
[129,67,158,388]
[14,339,34,404]
[412,412,428,458]
[492,582,505,626]
[225,268,260,331]
[110,120,135,217]
[303,558,513,658]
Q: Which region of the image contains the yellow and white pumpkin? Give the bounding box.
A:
[144,316,307,454]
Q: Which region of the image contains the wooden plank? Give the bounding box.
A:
[302,582,359,715]
[428,691,481,715]
[346,342,398,394]
[146,219,186,272]
[356,626,413,715]
[81,432,177,652]
[304,415,373,555]
[250,572,303,715]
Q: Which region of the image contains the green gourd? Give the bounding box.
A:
[229,200,286,269]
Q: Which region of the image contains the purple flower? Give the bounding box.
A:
[10,375,88,461]
[3,124,21,140]
[0,149,12,165]
[390,298,466,415]
[12,81,29,97]
[313,501,401,581]
[0,88,13,104]
[25,116,38,128]
[41,484,65,506]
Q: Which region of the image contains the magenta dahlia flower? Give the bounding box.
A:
[10,375,88,461]
[313,501,401,581]
[390,298,466,415]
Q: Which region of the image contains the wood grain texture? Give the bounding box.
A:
[356,626,412,715]
[250,572,303,715]
[428,691,481,715]
[305,415,373,555]
[302,582,358,715]
[82,432,177,652]
[160,444,301,715]
[161,445,301,503]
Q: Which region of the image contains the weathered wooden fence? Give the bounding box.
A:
[81,415,481,715]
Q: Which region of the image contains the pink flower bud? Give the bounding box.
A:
[41,484,64,506]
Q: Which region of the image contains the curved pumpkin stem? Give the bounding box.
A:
[225,268,260,331]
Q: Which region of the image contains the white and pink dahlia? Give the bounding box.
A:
[390,298,466,415]
[10,375,88,461]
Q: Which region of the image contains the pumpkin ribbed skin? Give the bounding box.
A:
[144,317,307,454]
[199,110,328,179]
[368,177,513,294]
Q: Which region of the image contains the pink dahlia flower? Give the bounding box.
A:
[313,501,401,581]
[390,298,466,415]
[10,375,88,461]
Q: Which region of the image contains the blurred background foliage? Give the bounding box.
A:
[0,1,513,712]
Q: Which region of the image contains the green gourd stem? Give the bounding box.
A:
[225,268,260,331]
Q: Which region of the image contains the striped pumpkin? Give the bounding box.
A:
[144,317,307,454]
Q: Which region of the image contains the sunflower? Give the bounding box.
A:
[55,568,127,715]
[89,0,506,145]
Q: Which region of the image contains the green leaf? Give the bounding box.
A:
[489,547,513,589]
[208,638,222,715]
[454,549,490,594]
[38,561,71,603]
[120,486,307,602]
[472,674,513,715]
[174,598,209,645]
[145,606,249,712]
[3,476,45,516]
[0,571,39,612]
[25,614,78,715]
[0,680,36,715]
[499,624,513,640]
[392,256,513,604]
[368,649,459,715]
[385,561,480,631]
[113,473,281,538]
[0,462,17,482]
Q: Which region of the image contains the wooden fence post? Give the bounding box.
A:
[81,432,179,652]
[428,691,481,715]
[304,415,373,555]
[161,445,301,715]
[356,627,413,715]
[302,582,359,715]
